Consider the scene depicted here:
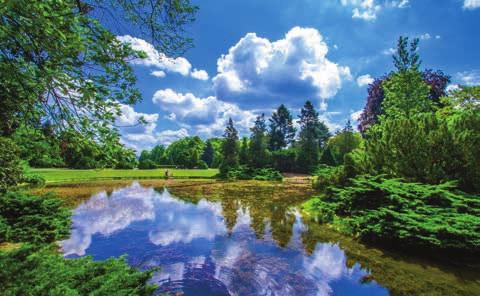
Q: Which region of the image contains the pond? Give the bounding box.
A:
[58,181,479,296]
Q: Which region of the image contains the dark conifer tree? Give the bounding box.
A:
[201,140,215,167]
[297,101,330,172]
[268,104,296,151]
[220,118,239,175]
[239,137,249,165]
[249,114,270,168]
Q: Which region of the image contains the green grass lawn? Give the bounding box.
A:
[28,168,219,183]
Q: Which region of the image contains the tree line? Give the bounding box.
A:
[137,102,361,176]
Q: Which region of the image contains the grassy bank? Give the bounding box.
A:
[27,168,219,183]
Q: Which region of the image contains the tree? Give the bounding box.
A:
[201,141,215,168]
[268,104,296,151]
[239,137,249,165]
[164,137,205,168]
[392,36,420,71]
[325,121,362,165]
[358,36,450,133]
[150,145,167,165]
[381,69,432,119]
[12,125,65,168]
[249,114,270,168]
[297,101,329,172]
[0,138,22,193]
[0,0,197,141]
[220,118,239,175]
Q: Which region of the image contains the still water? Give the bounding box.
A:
[59,181,479,296]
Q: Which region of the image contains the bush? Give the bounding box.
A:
[197,160,209,169]
[138,159,156,169]
[271,149,296,172]
[0,137,23,193]
[0,246,157,296]
[0,191,71,245]
[22,175,46,188]
[313,165,348,190]
[304,175,480,253]
[225,166,283,181]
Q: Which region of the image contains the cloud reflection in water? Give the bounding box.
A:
[62,182,386,296]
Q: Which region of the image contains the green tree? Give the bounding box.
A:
[297,101,329,172]
[249,114,270,168]
[138,150,155,169]
[268,104,296,151]
[165,136,205,168]
[326,121,362,165]
[319,146,336,166]
[220,118,239,175]
[239,137,249,165]
[392,36,421,71]
[12,125,65,168]
[150,145,167,165]
[381,69,432,119]
[201,140,215,167]
[206,138,223,168]
[0,0,196,141]
[0,137,23,193]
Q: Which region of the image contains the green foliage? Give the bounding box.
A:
[165,136,205,168]
[271,148,297,172]
[206,138,224,168]
[297,101,330,173]
[313,165,349,190]
[325,121,362,166]
[0,246,157,296]
[268,104,296,151]
[249,114,271,168]
[304,175,480,252]
[12,125,65,168]
[226,166,283,181]
[359,106,479,192]
[381,69,433,118]
[0,0,196,142]
[239,137,249,165]
[0,137,23,193]
[319,146,336,166]
[392,36,421,71]
[220,118,239,176]
[0,191,70,245]
[201,141,215,167]
[22,174,46,188]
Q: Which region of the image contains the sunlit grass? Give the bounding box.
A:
[27,168,219,183]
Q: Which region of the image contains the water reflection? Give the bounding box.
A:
[62,182,388,296]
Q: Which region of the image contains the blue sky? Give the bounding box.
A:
[111,0,480,152]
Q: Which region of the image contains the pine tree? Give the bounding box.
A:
[297,101,330,172]
[393,36,420,72]
[201,140,215,167]
[249,114,270,168]
[268,104,296,151]
[220,118,239,175]
[239,137,249,165]
[319,146,336,166]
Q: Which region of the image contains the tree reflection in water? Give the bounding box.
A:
[59,181,479,296]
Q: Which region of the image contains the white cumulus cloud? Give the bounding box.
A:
[151,70,166,78]
[356,74,374,87]
[191,68,209,80]
[117,35,208,79]
[464,0,480,9]
[456,70,480,86]
[341,0,408,21]
[213,27,351,108]
[153,89,257,137]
